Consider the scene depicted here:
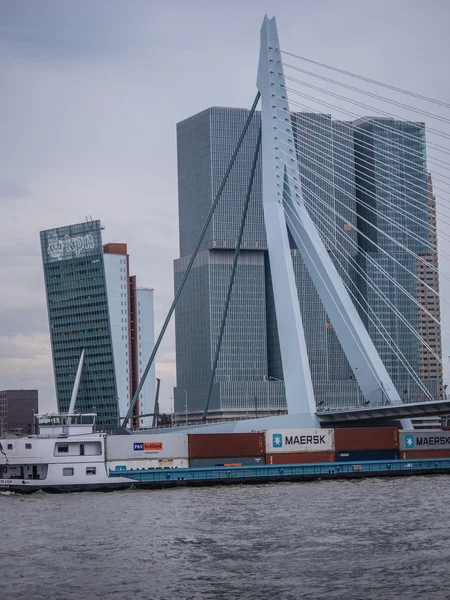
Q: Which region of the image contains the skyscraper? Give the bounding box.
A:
[174,108,284,420]
[173,108,357,419]
[418,174,443,397]
[40,221,155,428]
[354,119,440,401]
[174,108,442,420]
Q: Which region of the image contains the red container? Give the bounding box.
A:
[266,451,335,465]
[188,433,265,459]
[334,427,398,451]
[401,450,450,460]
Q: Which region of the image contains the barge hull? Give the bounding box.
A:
[2,457,450,493]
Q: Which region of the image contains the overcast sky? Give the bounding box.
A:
[1,0,449,413]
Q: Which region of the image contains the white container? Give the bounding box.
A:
[265,429,335,453]
[108,458,189,471]
[399,430,450,451]
[106,434,189,461]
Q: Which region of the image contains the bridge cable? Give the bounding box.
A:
[283,199,433,402]
[275,86,450,173]
[278,50,450,110]
[284,197,433,401]
[280,112,450,229]
[278,157,445,362]
[276,145,449,321]
[281,178,437,401]
[274,115,450,267]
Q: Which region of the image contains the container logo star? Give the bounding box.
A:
[405,435,414,448]
[272,433,283,448]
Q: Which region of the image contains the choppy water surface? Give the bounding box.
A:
[1,476,450,599]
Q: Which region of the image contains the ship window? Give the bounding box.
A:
[57,444,69,453]
[25,443,32,449]
[86,467,96,476]
[63,468,74,476]
[7,444,13,450]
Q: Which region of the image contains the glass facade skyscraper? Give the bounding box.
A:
[174,108,442,419]
[41,221,155,428]
[354,119,440,400]
[175,108,285,418]
[41,220,119,426]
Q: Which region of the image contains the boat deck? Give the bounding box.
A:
[108,457,450,489]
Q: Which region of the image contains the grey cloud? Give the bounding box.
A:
[0,0,152,64]
[0,181,29,200]
[0,306,49,339]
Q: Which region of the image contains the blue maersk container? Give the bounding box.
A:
[335,450,399,462]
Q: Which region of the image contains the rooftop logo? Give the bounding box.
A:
[47,232,96,260]
[405,435,415,449]
[272,433,283,448]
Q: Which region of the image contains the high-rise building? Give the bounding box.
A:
[103,243,156,427]
[354,119,439,401]
[174,108,284,421]
[40,221,155,428]
[418,174,443,397]
[174,108,357,419]
[174,108,442,420]
[0,390,38,435]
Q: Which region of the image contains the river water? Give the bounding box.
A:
[1,476,450,600]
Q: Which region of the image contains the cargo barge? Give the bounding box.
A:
[1,414,450,493]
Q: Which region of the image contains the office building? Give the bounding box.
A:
[173,109,357,419]
[0,390,38,435]
[175,108,284,420]
[174,108,442,420]
[354,119,440,401]
[40,221,155,428]
[418,174,443,396]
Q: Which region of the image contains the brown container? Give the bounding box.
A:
[401,450,450,460]
[334,427,398,451]
[266,451,335,465]
[188,433,265,459]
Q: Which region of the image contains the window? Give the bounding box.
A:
[25,443,32,450]
[7,443,13,450]
[86,467,96,476]
[63,468,74,476]
[57,444,69,453]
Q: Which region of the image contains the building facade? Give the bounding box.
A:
[0,390,38,435]
[175,108,284,420]
[418,174,443,397]
[103,244,156,427]
[40,222,155,428]
[174,108,442,420]
[354,119,440,401]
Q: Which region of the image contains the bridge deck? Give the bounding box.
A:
[317,400,450,423]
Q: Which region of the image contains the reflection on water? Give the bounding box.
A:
[2,476,450,600]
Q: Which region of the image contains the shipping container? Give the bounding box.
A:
[399,430,450,451]
[334,427,398,451]
[335,450,399,462]
[189,456,266,468]
[106,434,188,461]
[108,459,189,471]
[188,433,265,459]
[266,451,335,465]
[400,450,450,460]
[265,429,334,454]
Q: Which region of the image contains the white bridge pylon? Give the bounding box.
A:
[257,15,404,424]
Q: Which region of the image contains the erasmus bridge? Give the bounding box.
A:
[119,16,450,432]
